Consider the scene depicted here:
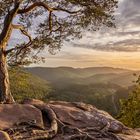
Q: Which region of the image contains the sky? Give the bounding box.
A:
[11,0,140,70]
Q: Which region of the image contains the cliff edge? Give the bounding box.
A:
[0,99,139,140]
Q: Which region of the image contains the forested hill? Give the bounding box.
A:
[11,67,140,116]
[26,67,139,88]
[9,68,52,102]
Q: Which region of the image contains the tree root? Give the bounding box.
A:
[48,105,123,140]
[3,103,123,140]
[5,105,58,140]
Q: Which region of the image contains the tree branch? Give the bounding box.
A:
[12,24,32,43]
[6,24,32,54]
[17,2,81,14]
[6,40,32,55]
[49,11,52,31]
[0,2,21,45]
[17,2,80,34]
[53,7,81,14]
[17,2,53,14]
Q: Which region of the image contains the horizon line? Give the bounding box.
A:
[26,66,138,71]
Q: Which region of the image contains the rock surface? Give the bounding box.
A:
[0,99,140,140]
[0,104,43,129]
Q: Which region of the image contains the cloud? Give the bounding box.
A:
[71,39,140,52]
[9,0,140,53]
[116,0,140,26]
[69,0,140,52]
[40,46,140,69]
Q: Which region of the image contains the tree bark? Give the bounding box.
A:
[0,2,21,104]
[0,47,15,103]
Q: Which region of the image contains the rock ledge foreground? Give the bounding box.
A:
[0,99,139,140]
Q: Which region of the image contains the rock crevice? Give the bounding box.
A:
[0,99,139,140]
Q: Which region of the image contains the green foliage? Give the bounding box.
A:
[9,67,52,102]
[46,83,128,116]
[9,66,133,117]
[118,75,140,128]
[0,0,118,65]
[27,67,135,116]
[27,67,133,88]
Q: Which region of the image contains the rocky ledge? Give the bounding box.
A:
[0,99,139,140]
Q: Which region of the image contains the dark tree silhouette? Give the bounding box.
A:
[0,0,118,103]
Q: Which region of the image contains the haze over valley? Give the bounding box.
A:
[13,66,138,116]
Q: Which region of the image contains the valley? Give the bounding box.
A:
[24,67,139,116]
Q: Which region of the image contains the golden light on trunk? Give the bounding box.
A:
[0,47,15,103]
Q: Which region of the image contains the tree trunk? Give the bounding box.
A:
[0,47,15,103]
[0,1,22,104]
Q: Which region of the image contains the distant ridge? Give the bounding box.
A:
[24,66,139,115]
[28,66,132,71]
[25,66,137,88]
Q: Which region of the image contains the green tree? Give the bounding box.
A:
[118,75,140,128]
[0,0,118,103]
[9,67,52,102]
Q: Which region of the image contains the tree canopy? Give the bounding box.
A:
[118,75,140,128]
[0,0,118,66]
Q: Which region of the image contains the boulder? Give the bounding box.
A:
[24,99,140,140]
[49,101,125,132]
[0,99,140,140]
[0,104,43,130]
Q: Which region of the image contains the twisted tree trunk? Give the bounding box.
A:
[0,46,15,103]
[0,1,21,104]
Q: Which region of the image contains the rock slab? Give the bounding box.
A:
[0,104,43,130]
[0,100,140,140]
[25,99,140,140]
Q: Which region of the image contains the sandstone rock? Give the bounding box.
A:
[2,99,139,140]
[49,101,140,140]
[49,101,125,133]
[118,130,140,140]
[0,104,43,130]
[0,131,11,140]
[23,98,45,105]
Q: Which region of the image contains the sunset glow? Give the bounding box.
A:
[37,0,140,69]
[11,0,140,70]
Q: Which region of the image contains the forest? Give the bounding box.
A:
[10,66,140,128]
